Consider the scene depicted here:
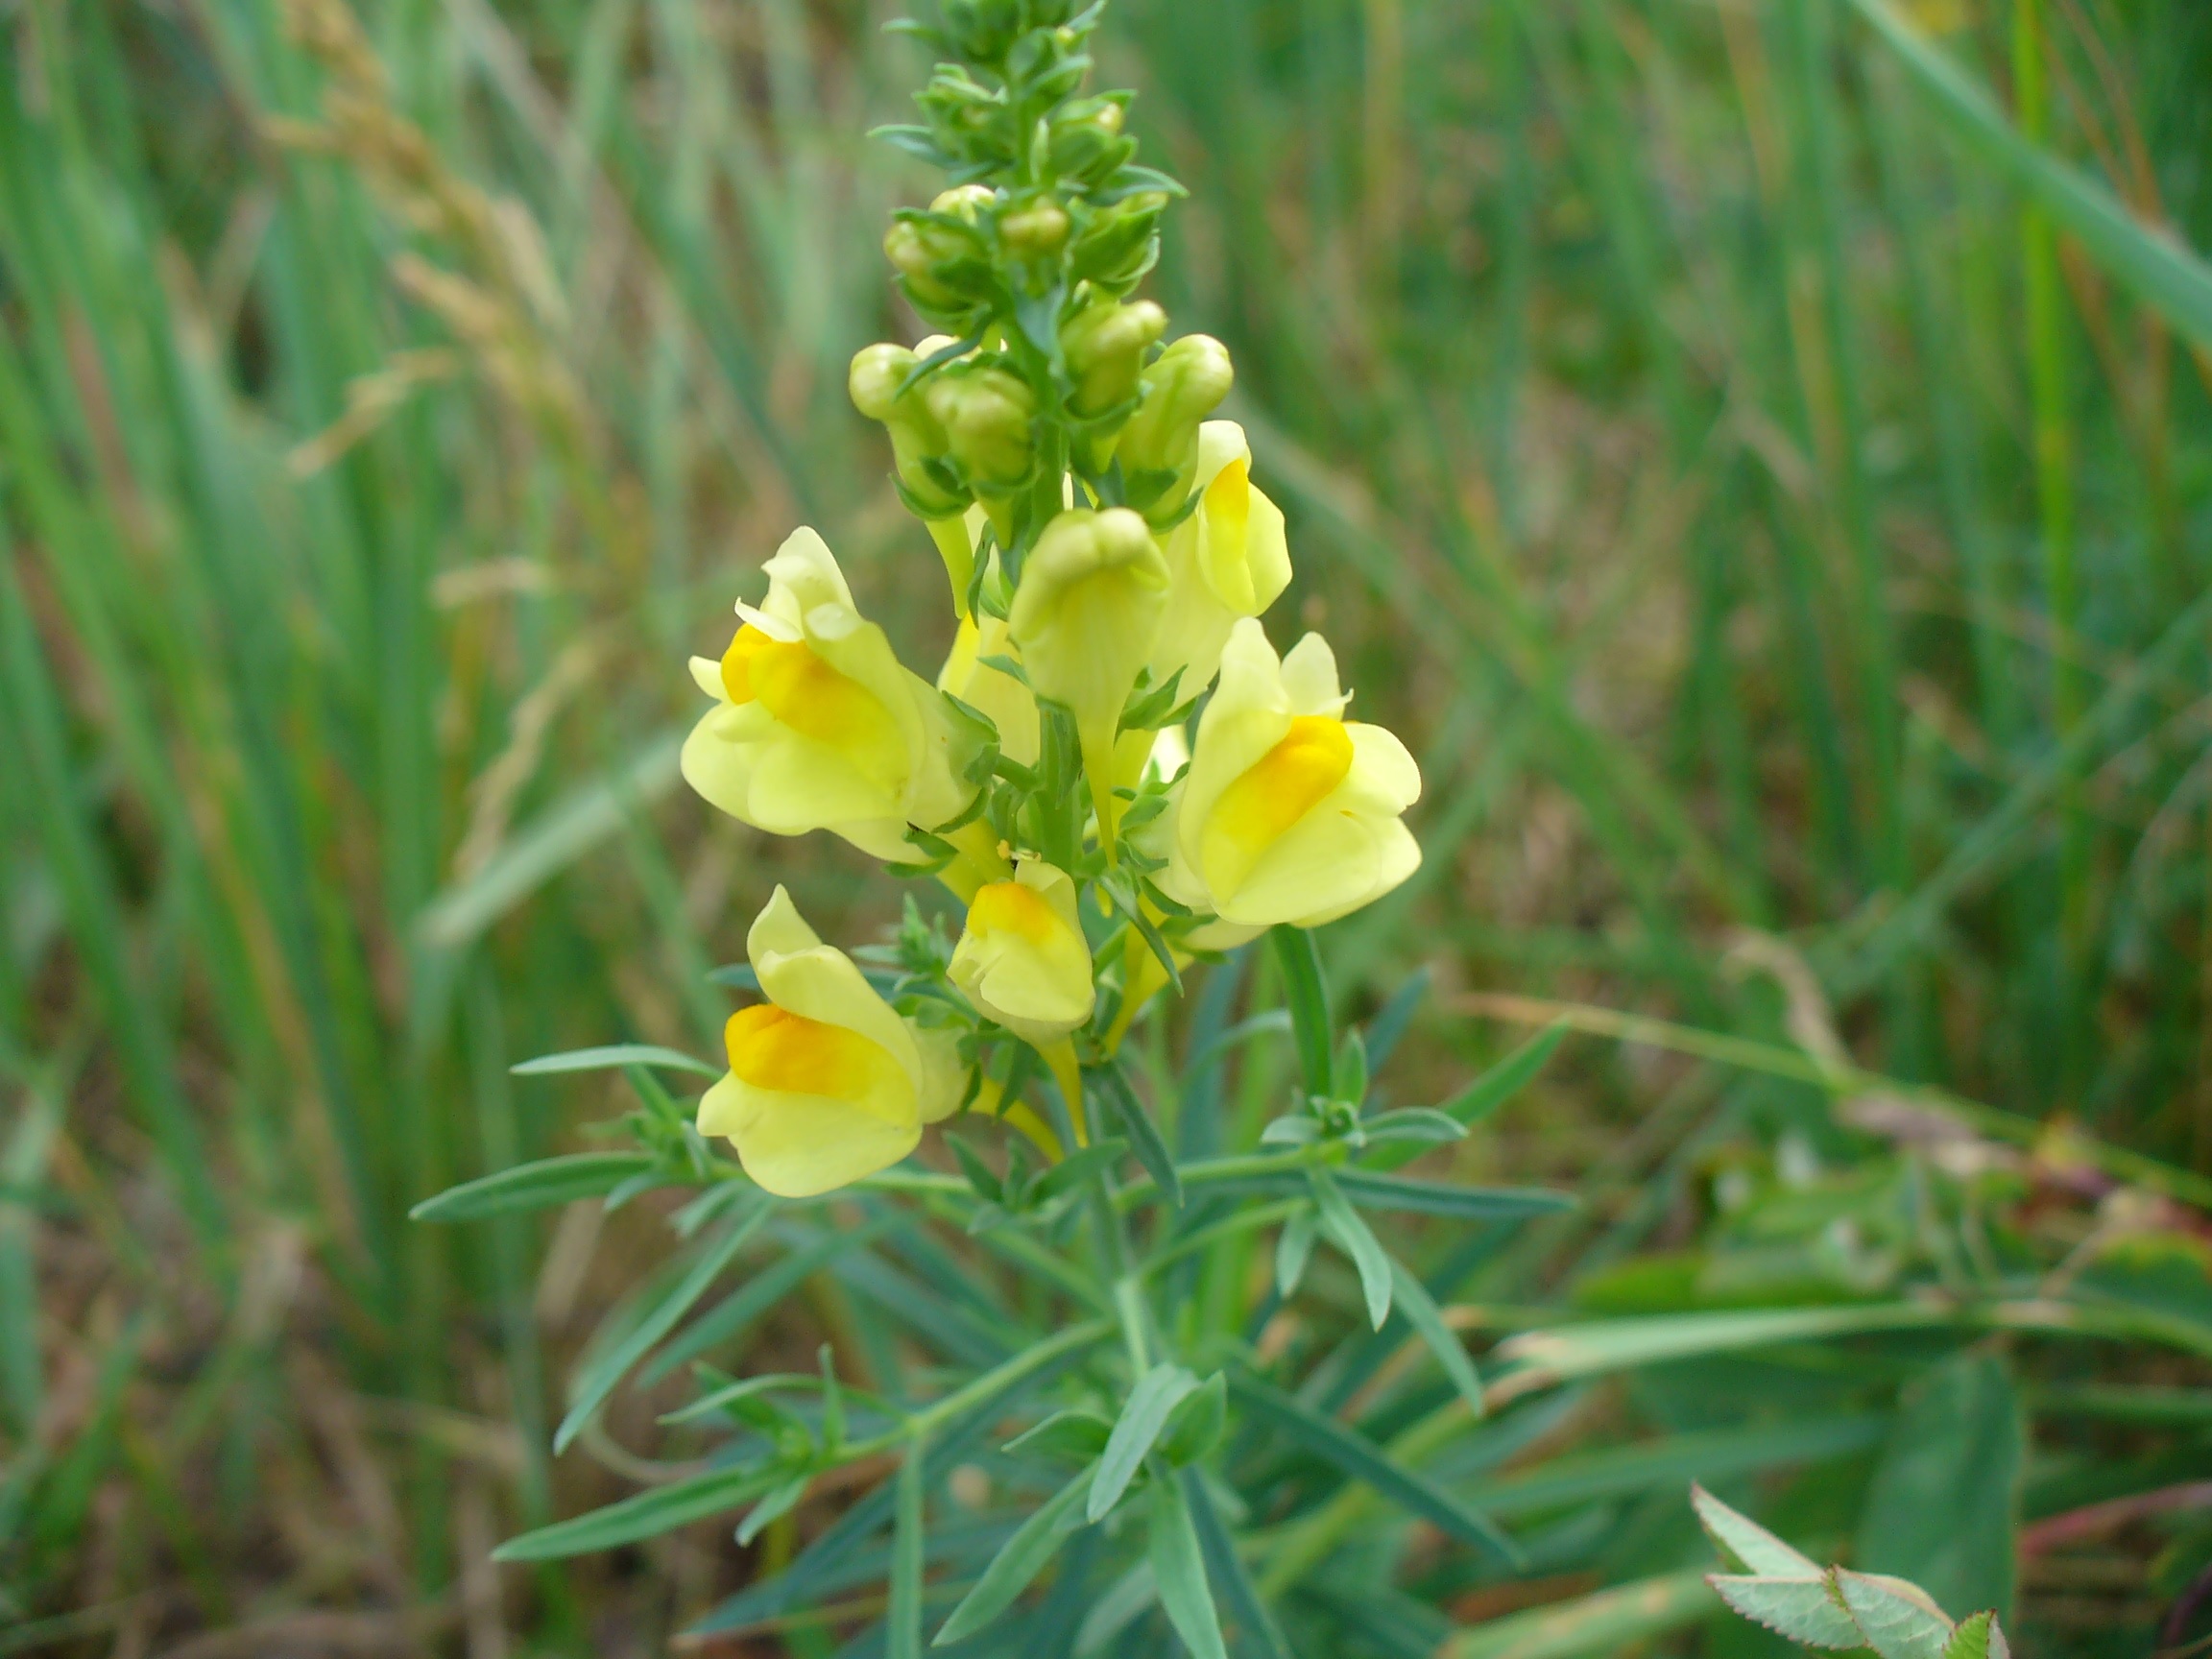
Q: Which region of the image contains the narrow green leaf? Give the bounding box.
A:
[1092,1062,1181,1209]
[1091,1363,1200,1521]
[1692,1482,1823,1576]
[511,1043,722,1078]
[1269,926,1334,1098]
[556,1204,771,1453]
[736,1472,813,1547]
[1228,1373,1517,1563]
[1844,0,2212,349]
[1181,1468,1292,1659]
[1147,1474,1228,1659]
[934,1466,1093,1645]
[1158,1373,1228,1466]
[1311,1169,1392,1329]
[1706,1574,1867,1649]
[1274,1207,1316,1298]
[410,1152,661,1222]
[1856,1354,2021,1625]
[1334,1168,1575,1219]
[1390,1259,1483,1416]
[889,1434,926,1659]
[493,1464,781,1561]
[1366,1022,1566,1174]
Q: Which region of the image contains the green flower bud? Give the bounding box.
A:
[1069,201,1164,290]
[1000,199,1070,256]
[1048,98,1132,184]
[925,365,1037,542]
[851,343,971,526]
[883,186,998,315]
[1117,333,1234,525]
[1062,299,1165,420]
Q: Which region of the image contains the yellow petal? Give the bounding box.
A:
[950,861,1094,1046]
[697,1070,920,1198]
[1200,714,1354,897]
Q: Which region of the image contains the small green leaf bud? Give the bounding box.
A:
[1118,333,1235,525]
[850,342,970,520]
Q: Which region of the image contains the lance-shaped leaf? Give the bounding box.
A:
[511,1043,724,1078]
[556,1203,772,1452]
[494,1464,783,1561]
[1390,1258,1483,1415]
[1274,1207,1316,1297]
[1091,1061,1182,1208]
[1311,1168,1392,1329]
[1091,1363,1200,1521]
[1147,1473,1228,1659]
[1269,926,1334,1098]
[411,1152,661,1222]
[1228,1372,1517,1563]
[935,1467,1094,1646]
[888,1436,926,1659]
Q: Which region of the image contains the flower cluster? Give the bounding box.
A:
[677,0,1421,1198]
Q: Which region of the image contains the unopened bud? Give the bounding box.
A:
[1118,334,1235,524]
[1062,300,1165,420]
[851,343,970,522]
[926,367,1037,543]
[1000,199,1070,256]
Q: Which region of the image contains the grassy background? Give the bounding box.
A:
[4,0,2212,1649]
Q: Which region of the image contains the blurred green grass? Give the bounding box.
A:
[4,0,2212,1647]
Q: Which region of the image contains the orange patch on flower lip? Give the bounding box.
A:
[1210,715,1354,858]
[725,1003,902,1100]
[965,879,1063,946]
[720,623,904,763]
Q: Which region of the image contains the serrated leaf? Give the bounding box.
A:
[1940,1611,2008,1659]
[1834,1569,1957,1659]
[1311,1168,1392,1329]
[1091,1363,1199,1521]
[410,1152,659,1221]
[1390,1259,1483,1415]
[1692,1482,1824,1575]
[934,1466,1094,1645]
[1147,1475,1228,1659]
[1706,1574,1867,1648]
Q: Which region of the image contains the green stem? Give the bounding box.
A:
[866,1316,1115,1455]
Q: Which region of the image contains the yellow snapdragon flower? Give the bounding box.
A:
[698,886,962,1197]
[682,527,974,864]
[1162,619,1421,928]
[949,860,1094,1047]
[1147,421,1291,698]
[1008,507,1169,848]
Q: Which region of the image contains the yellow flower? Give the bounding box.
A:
[1147,421,1291,699]
[698,887,963,1197]
[949,861,1094,1048]
[682,527,974,863]
[1008,507,1169,848]
[1162,619,1420,928]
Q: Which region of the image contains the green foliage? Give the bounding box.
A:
[7,0,2212,1643]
